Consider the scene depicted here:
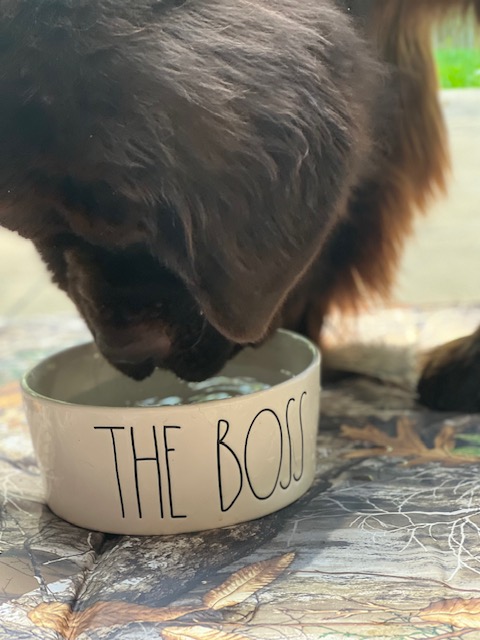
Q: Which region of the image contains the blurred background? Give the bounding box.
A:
[395,11,480,305]
[0,13,479,321]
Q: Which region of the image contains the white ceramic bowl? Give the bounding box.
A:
[22,330,321,535]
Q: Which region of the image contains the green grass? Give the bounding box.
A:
[435,48,480,88]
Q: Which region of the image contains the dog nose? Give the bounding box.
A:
[97,329,172,377]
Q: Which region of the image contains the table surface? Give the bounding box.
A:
[1,308,480,640]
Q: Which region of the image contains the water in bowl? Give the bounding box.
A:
[68,365,293,407]
[133,375,270,407]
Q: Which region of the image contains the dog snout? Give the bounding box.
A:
[97,328,172,379]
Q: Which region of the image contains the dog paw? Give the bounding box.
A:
[417,329,480,412]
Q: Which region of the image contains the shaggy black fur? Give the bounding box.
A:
[0,0,479,410]
[0,0,379,379]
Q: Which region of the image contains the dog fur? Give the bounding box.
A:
[0,0,478,408]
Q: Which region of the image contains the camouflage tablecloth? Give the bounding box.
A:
[1,309,480,640]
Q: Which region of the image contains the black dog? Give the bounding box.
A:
[1,0,478,409]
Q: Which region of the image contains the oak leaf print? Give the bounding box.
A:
[341,417,479,466]
[28,600,199,639]
[418,597,480,629]
[203,552,295,610]
[28,553,295,638]
[28,602,72,636]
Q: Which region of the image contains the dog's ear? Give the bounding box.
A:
[161,179,347,344]
[143,7,378,345]
[152,85,375,345]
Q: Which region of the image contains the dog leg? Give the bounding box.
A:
[417,327,480,411]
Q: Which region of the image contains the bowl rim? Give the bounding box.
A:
[21,329,321,411]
